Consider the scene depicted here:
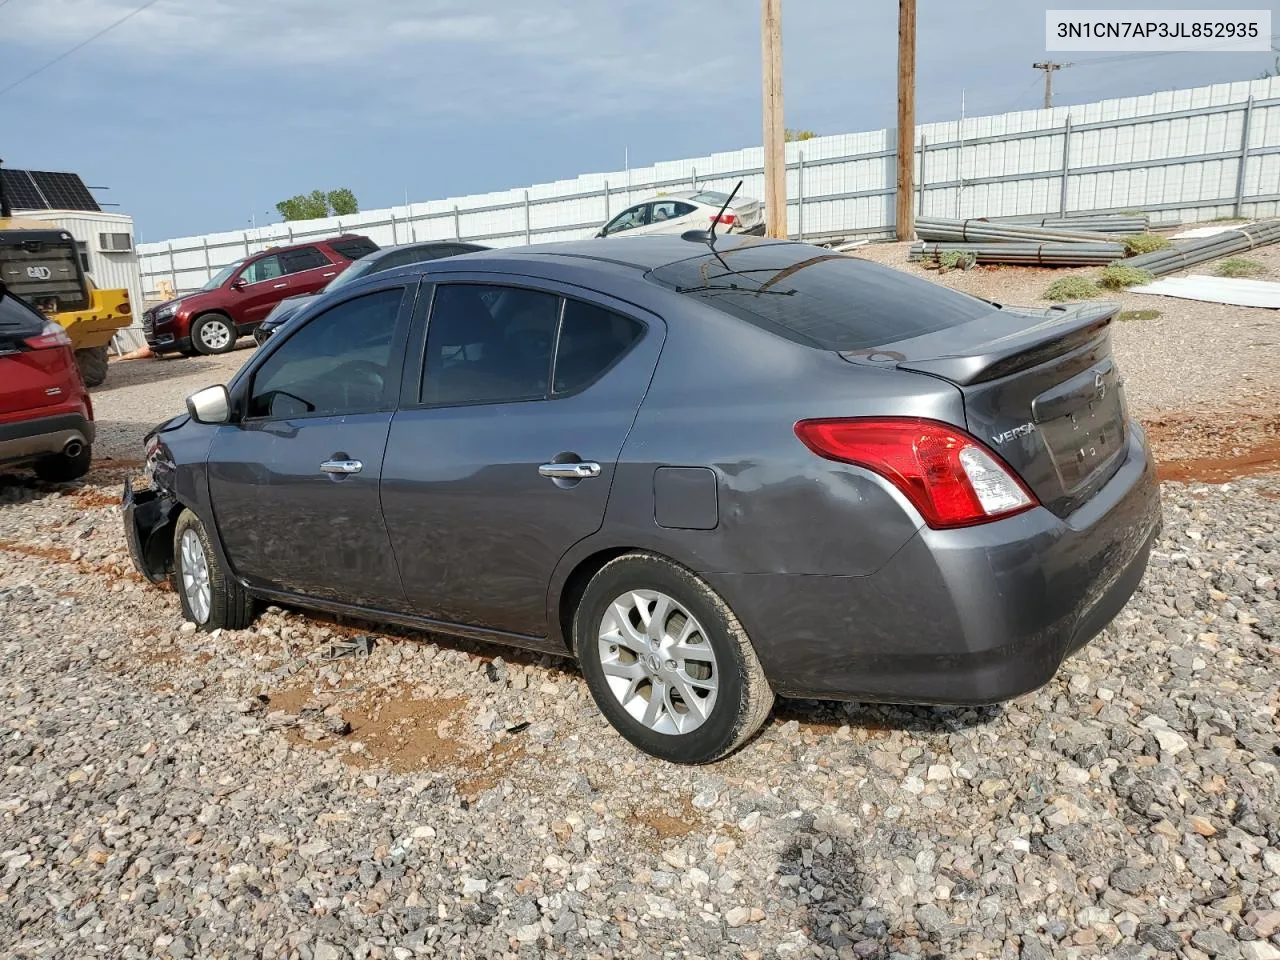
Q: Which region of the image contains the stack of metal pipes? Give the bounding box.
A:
[1124,219,1280,277]
[997,213,1150,234]
[909,217,1127,266]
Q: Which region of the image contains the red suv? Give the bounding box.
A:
[0,282,94,482]
[143,235,378,356]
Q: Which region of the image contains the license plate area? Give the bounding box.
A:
[1033,360,1126,493]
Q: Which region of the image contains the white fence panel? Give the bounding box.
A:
[139,77,1280,298]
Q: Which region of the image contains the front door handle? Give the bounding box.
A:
[320,459,363,475]
[272,283,288,289]
[538,461,601,480]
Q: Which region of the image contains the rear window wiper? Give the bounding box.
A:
[676,283,796,297]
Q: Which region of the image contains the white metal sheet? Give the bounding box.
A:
[1129,274,1280,308]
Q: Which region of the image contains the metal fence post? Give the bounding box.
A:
[692,167,697,191]
[524,191,531,244]
[1059,114,1072,217]
[390,211,398,245]
[168,242,177,292]
[916,137,926,217]
[604,181,610,221]
[201,238,211,278]
[797,151,805,241]
[1234,95,1255,218]
[453,205,461,241]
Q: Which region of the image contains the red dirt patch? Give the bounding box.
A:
[1144,412,1280,483]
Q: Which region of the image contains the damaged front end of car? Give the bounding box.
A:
[122,422,184,584]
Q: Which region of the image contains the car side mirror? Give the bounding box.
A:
[186,384,231,424]
[230,278,246,291]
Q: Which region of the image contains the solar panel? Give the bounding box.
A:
[0,169,101,213]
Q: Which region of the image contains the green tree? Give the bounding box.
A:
[327,188,359,216]
[275,190,330,221]
[784,128,818,142]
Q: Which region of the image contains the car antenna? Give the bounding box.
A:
[681,179,743,246]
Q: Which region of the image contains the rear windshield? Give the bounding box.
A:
[690,191,733,206]
[329,237,379,261]
[646,242,995,351]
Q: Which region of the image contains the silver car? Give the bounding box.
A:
[596,190,765,239]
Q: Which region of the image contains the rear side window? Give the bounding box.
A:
[0,290,47,340]
[280,247,331,273]
[647,243,994,351]
[329,237,379,261]
[553,301,643,394]
[421,285,560,406]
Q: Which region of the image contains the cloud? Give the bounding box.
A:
[2,0,747,116]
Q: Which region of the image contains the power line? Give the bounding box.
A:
[0,0,162,98]
[1072,33,1280,68]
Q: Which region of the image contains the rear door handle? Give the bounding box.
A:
[538,461,601,480]
[320,459,363,475]
[273,283,288,289]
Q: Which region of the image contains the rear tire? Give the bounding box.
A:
[34,443,92,483]
[573,552,774,764]
[172,509,256,631]
[75,346,109,387]
[191,313,236,355]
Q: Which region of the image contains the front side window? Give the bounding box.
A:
[553,300,644,394]
[421,284,559,406]
[280,247,331,274]
[603,204,649,236]
[247,287,405,419]
[239,255,284,285]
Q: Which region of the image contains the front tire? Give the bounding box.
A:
[75,346,109,387]
[574,553,774,764]
[191,313,236,355]
[172,509,256,631]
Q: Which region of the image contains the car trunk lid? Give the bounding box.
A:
[842,302,1126,518]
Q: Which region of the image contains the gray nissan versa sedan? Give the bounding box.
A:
[122,233,1162,763]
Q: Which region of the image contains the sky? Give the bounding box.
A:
[2,0,1277,242]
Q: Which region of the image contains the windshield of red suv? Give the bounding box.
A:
[200,260,243,292]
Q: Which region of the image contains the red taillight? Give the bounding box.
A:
[24,321,73,350]
[709,213,737,226]
[794,417,1037,529]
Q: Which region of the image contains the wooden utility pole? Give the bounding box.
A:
[895,0,916,240]
[1032,61,1071,109]
[761,0,786,239]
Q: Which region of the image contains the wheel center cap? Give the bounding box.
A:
[644,653,663,674]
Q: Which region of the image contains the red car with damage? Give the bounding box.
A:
[0,281,94,482]
[142,234,378,356]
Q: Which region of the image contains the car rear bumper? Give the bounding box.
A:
[0,413,95,467]
[708,423,1162,704]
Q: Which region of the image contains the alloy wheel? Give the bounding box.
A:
[199,320,232,351]
[597,589,719,735]
[180,528,212,624]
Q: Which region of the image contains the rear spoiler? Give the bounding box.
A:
[841,301,1119,386]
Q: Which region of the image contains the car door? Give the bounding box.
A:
[381,278,664,637]
[206,281,415,610]
[280,246,342,298]
[233,254,289,327]
[599,203,650,237]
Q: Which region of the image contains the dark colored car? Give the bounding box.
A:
[122,234,1162,764]
[0,281,94,481]
[143,235,378,356]
[254,240,488,345]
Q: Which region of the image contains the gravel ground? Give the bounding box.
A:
[1,467,1278,959]
[1,248,1277,958]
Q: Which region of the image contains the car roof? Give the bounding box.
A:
[452,234,786,273]
[250,234,370,259]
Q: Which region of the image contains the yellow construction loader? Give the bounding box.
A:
[0,215,132,386]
